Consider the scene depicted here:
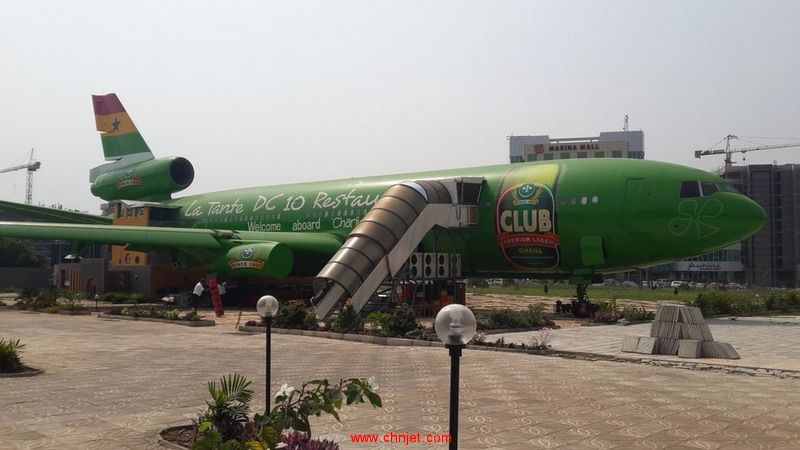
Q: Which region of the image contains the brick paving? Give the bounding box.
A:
[2,310,800,449]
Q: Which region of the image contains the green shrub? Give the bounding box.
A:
[125,293,147,304]
[692,291,764,316]
[100,292,147,304]
[35,288,59,309]
[303,311,319,330]
[15,288,63,311]
[274,301,313,329]
[43,305,62,314]
[101,292,122,303]
[121,304,160,318]
[525,303,547,326]
[366,312,392,333]
[763,291,800,312]
[0,338,25,373]
[61,298,87,311]
[163,309,180,320]
[331,305,364,333]
[199,373,254,442]
[591,299,621,323]
[386,309,418,337]
[598,298,619,314]
[192,374,379,450]
[621,305,653,322]
[591,311,619,323]
[475,317,491,330]
[489,308,530,329]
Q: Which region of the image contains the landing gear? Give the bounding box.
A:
[572,283,597,318]
[576,283,589,303]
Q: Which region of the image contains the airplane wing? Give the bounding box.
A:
[0,199,112,224]
[0,221,343,278]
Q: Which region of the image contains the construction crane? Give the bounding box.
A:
[695,134,800,167]
[0,149,41,204]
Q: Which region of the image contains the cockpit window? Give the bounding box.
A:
[717,183,739,193]
[680,181,701,198]
[700,181,719,196]
[682,180,740,198]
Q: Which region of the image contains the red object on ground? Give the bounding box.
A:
[207,278,225,317]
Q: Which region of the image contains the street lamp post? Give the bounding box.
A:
[434,304,477,450]
[256,295,280,411]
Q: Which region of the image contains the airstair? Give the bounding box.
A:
[311,178,483,318]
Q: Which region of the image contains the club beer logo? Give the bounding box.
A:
[496,183,559,269]
[228,246,265,270]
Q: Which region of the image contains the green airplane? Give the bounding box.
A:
[0,94,766,316]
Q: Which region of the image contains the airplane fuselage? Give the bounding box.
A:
[159,158,765,279]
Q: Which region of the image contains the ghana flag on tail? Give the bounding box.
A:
[92,93,151,160]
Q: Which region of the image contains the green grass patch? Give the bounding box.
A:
[472,285,699,302]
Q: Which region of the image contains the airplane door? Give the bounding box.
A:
[624,178,648,215]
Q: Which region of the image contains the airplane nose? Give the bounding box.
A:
[738,197,767,239]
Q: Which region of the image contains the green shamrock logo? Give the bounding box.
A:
[668,199,723,239]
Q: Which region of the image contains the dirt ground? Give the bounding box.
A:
[464,293,659,329]
[465,292,659,312]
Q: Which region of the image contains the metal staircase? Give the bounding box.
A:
[311,178,482,318]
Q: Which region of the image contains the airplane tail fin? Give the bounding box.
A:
[92,93,152,161]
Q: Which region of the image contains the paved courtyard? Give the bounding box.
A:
[495,315,800,372]
[2,310,800,449]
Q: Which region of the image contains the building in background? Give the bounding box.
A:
[509,130,645,163]
[646,243,744,285]
[723,164,800,288]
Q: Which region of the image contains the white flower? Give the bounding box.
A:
[367,376,379,391]
[275,383,295,400]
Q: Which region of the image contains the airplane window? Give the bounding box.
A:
[591,196,599,204]
[570,197,577,205]
[580,196,588,205]
[717,183,740,193]
[680,181,701,198]
[701,182,718,196]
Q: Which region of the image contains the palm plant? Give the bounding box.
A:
[200,373,254,441]
[0,338,25,373]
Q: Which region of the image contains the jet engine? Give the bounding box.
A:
[90,157,194,201]
[213,242,294,279]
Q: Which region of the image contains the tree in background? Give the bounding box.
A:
[0,238,43,267]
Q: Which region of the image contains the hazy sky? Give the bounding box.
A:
[2,1,799,213]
